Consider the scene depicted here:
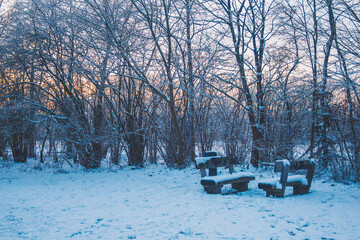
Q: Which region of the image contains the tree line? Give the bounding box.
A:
[0,0,359,181]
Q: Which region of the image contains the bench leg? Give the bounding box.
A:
[204,186,222,194]
[273,192,285,198]
[293,186,309,195]
[265,190,285,198]
[232,182,249,192]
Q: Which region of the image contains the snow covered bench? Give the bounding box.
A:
[195,152,255,194]
[258,159,316,197]
[286,159,316,195]
[258,160,290,197]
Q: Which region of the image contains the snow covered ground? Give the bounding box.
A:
[1,161,360,239]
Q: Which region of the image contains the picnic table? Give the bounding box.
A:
[196,152,255,194]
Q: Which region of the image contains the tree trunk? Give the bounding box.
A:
[10,134,28,163]
[318,0,335,166]
[186,0,195,163]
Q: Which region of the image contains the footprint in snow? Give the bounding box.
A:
[287,230,296,236]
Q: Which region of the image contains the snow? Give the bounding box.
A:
[287,175,309,186]
[309,158,316,165]
[282,159,290,167]
[258,177,283,190]
[276,159,290,168]
[1,162,360,239]
[258,175,309,190]
[195,156,221,166]
[201,172,255,184]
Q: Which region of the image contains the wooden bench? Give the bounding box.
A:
[196,152,255,194]
[287,159,316,195]
[258,159,316,197]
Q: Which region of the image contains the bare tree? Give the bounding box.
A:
[0,0,41,162]
[200,0,279,167]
